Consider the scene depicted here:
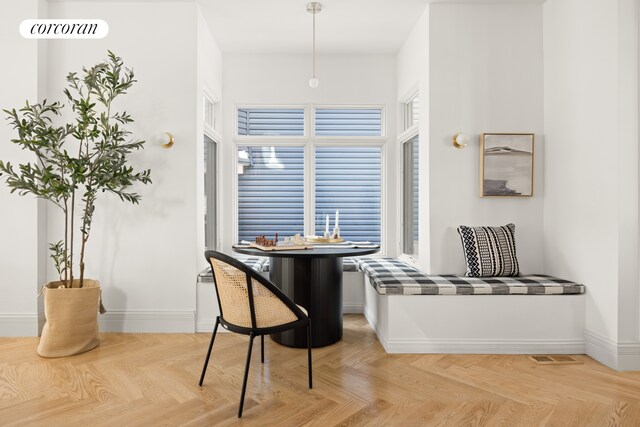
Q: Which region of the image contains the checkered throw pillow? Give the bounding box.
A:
[457,223,519,277]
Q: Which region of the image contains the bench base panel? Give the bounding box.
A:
[364,276,586,354]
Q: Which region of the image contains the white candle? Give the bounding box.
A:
[325,214,329,234]
[335,210,339,229]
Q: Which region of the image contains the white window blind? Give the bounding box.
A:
[237,108,305,136]
[314,108,383,136]
[315,146,382,243]
[237,146,304,241]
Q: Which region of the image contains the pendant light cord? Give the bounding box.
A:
[307,2,321,87]
[312,9,316,78]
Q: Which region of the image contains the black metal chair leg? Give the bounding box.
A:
[261,335,264,364]
[199,316,220,386]
[238,333,255,418]
[307,320,313,389]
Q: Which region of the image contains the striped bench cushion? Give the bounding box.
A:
[358,258,585,296]
[261,257,359,272]
[197,268,214,283]
[198,257,266,282]
[343,258,360,272]
[358,258,424,279]
[237,256,267,272]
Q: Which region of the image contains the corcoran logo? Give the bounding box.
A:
[20,19,108,39]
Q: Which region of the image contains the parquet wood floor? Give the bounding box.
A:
[1,315,639,426]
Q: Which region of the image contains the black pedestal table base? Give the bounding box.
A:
[269,257,342,348]
[232,245,379,348]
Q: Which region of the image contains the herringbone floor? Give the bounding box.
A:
[1,315,639,426]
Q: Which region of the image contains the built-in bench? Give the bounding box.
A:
[198,254,586,355]
[358,258,585,296]
[358,258,586,355]
[197,256,360,280]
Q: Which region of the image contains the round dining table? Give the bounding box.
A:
[233,245,380,348]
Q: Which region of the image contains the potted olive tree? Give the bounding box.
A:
[0,51,151,357]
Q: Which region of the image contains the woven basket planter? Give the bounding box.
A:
[37,279,101,358]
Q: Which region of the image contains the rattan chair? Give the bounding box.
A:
[199,250,313,418]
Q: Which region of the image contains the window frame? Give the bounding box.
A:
[205,87,222,254]
[232,104,387,255]
[399,131,419,263]
[397,86,420,265]
[400,87,420,133]
[204,133,220,251]
[204,92,216,134]
[202,88,221,254]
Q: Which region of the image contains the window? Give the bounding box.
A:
[235,105,385,248]
[315,147,381,243]
[237,108,305,136]
[403,93,419,131]
[204,94,215,130]
[237,146,305,241]
[402,134,419,256]
[204,135,217,250]
[314,108,383,136]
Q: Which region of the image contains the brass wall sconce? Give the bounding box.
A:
[452,132,468,149]
[161,132,175,149]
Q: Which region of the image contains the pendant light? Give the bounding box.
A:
[307,2,321,88]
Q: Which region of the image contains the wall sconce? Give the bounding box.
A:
[452,132,468,149]
[161,132,175,149]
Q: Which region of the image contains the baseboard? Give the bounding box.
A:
[0,313,41,337]
[195,318,231,333]
[99,310,195,333]
[363,305,388,346]
[196,319,216,333]
[381,338,584,354]
[343,303,364,314]
[585,329,640,371]
[38,311,45,335]
[364,305,584,355]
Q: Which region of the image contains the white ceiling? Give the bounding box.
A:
[46,0,546,54]
[196,0,429,54]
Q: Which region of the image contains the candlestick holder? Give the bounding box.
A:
[332,227,340,239]
[323,231,331,238]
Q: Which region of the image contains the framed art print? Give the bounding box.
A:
[480,133,534,197]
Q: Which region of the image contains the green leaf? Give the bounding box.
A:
[1,50,153,279]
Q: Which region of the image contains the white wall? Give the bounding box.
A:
[397,3,545,275]
[196,8,223,270]
[220,54,398,255]
[430,3,545,275]
[40,1,221,332]
[543,0,640,370]
[617,0,640,358]
[0,0,48,336]
[396,8,430,272]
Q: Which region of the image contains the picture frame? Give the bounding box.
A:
[480,133,534,197]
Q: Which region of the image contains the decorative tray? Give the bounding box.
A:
[248,242,312,251]
[305,236,345,244]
